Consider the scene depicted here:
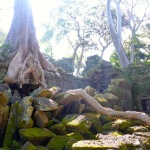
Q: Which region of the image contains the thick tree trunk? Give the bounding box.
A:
[106,0,130,68]
[67,89,150,126]
[3,0,58,87]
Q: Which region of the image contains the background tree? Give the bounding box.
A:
[3,0,58,88]
[107,0,150,67]
[41,0,112,76]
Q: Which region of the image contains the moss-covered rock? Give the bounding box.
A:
[19,127,55,145]
[35,145,49,150]
[62,114,92,133]
[100,115,115,125]
[126,126,149,134]
[72,140,127,150]
[30,87,52,98]
[47,132,84,150]
[46,135,68,150]
[19,141,36,150]
[0,83,12,106]
[114,119,132,131]
[84,113,103,134]
[102,121,119,131]
[33,97,59,111]
[3,102,18,147]
[10,140,22,150]
[0,105,9,145]
[17,96,34,129]
[50,123,66,135]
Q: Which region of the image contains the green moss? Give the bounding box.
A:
[20,127,55,145]
[47,132,84,150]
[10,140,22,150]
[3,102,18,147]
[62,114,92,133]
[46,136,68,150]
[50,123,66,135]
[114,119,132,131]
[103,121,119,131]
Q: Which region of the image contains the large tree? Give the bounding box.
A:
[3,0,58,88]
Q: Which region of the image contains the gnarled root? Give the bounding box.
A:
[4,50,47,88]
[67,89,150,126]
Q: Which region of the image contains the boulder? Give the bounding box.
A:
[19,127,55,145]
[30,87,61,99]
[47,132,84,150]
[0,83,12,106]
[33,97,59,111]
[62,114,92,133]
[33,110,48,128]
[73,133,145,150]
[3,102,18,147]
[126,126,149,134]
[54,92,83,105]
[19,141,36,150]
[17,96,34,129]
[0,106,10,145]
[49,123,66,135]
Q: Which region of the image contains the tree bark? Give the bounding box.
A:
[3,0,58,87]
[106,0,130,68]
[67,89,150,126]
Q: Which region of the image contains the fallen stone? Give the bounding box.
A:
[126,126,149,134]
[33,110,48,128]
[62,114,92,133]
[0,83,12,105]
[73,133,145,150]
[19,127,55,145]
[17,96,34,129]
[19,141,36,150]
[3,102,18,147]
[0,105,9,145]
[47,132,84,150]
[33,97,59,111]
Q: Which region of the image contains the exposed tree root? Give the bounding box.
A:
[67,89,150,126]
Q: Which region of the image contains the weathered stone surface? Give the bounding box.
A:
[33,110,48,128]
[17,96,34,129]
[62,114,92,133]
[3,103,18,147]
[19,127,55,145]
[72,140,127,150]
[95,134,145,149]
[30,87,53,98]
[72,134,145,150]
[0,83,12,105]
[0,106,9,145]
[54,92,83,105]
[19,141,36,150]
[33,97,59,111]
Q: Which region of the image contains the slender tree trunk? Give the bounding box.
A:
[107,0,130,68]
[3,0,58,87]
